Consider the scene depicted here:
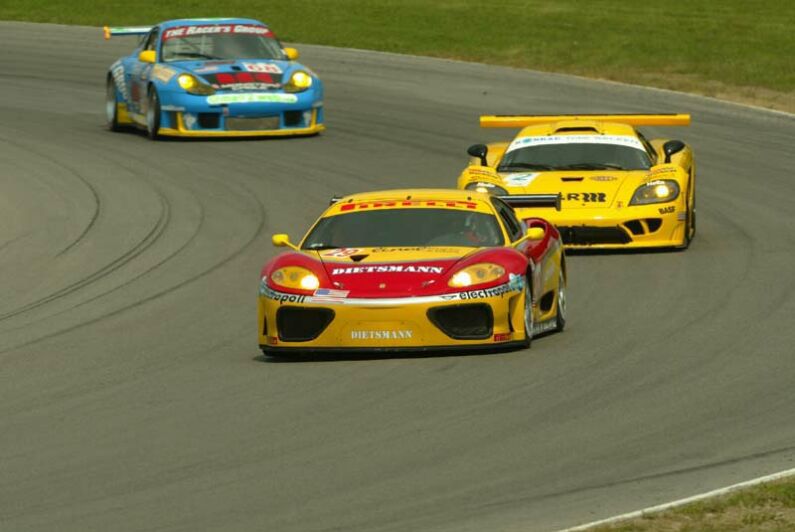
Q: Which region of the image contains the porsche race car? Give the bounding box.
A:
[458,114,695,249]
[103,18,324,139]
[258,189,566,354]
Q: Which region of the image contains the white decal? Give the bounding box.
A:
[313,288,349,299]
[163,24,271,40]
[183,113,197,129]
[503,173,539,186]
[331,265,445,275]
[206,93,298,105]
[151,64,176,83]
[351,330,413,340]
[242,62,282,74]
[111,61,128,101]
[322,248,362,257]
[507,134,645,153]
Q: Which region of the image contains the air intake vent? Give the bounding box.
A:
[428,304,493,339]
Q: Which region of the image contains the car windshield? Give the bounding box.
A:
[302,208,505,249]
[160,24,283,62]
[499,142,652,171]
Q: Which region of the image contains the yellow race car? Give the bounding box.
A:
[258,189,566,355]
[458,114,695,249]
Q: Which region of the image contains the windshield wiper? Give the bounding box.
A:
[554,163,626,170]
[304,243,340,251]
[168,52,223,60]
[497,163,555,171]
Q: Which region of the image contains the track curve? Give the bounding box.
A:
[1,22,794,532]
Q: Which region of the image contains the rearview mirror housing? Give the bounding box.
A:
[138,50,156,63]
[283,47,299,61]
[467,144,489,166]
[272,234,292,247]
[662,139,686,163]
[526,227,545,240]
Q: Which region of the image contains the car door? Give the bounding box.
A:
[128,27,159,115]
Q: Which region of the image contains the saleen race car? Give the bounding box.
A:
[458,114,695,249]
[258,189,566,354]
[103,18,324,139]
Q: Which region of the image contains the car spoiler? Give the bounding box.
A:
[103,26,152,40]
[480,114,691,128]
[497,194,561,211]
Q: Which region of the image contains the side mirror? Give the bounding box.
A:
[138,50,156,63]
[662,140,686,163]
[467,144,489,166]
[272,234,292,247]
[526,227,545,240]
[283,47,300,61]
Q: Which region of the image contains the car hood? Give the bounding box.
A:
[499,169,649,209]
[313,246,477,297]
[170,59,295,90]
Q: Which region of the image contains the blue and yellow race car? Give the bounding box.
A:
[104,18,324,139]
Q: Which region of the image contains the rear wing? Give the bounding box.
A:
[480,114,691,128]
[103,26,152,40]
[498,194,561,211]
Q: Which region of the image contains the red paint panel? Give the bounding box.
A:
[236,72,254,83]
[254,73,274,83]
[216,73,235,84]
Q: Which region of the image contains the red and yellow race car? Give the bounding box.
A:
[258,189,566,354]
[458,114,695,249]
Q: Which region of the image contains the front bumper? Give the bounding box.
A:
[157,89,324,137]
[257,286,528,352]
[517,202,687,249]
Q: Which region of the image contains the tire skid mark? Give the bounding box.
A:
[0,132,101,257]
[0,183,170,324]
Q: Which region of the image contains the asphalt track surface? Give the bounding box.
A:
[1,22,794,532]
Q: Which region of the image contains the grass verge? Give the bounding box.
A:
[588,476,795,531]
[1,0,793,112]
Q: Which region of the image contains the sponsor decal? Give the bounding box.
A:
[658,205,675,214]
[151,64,176,83]
[203,72,282,90]
[160,105,186,111]
[183,113,197,129]
[564,192,607,202]
[649,167,677,175]
[338,200,477,212]
[206,93,297,105]
[493,332,513,342]
[163,24,272,41]
[111,61,128,101]
[508,273,525,291]
[242,62,283,74]
[370,247,460,253]
[533,319,558,335]
[467,168,498,176]
[591,175,618,182]
[313,288,349,299]
[459,284,514,300]
[350,330,413,340]
[507,134,646,153]
[331,265,444,275]
[267,336,278,345]
[677,212,687,221]
[260,285,307,305]
[504,173,539,186]
[322,248,362,257]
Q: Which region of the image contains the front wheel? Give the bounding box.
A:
[106,76,121,131]
[555,271,567,332]
[521,280,534,348]
[146,87,161,140]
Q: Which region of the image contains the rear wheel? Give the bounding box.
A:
[146,87,161,140]
[555,271,567,332]
[105,76,121,131]
[521,280,534,348]
[680,178,696,249]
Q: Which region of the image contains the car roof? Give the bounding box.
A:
[159,18,267,30]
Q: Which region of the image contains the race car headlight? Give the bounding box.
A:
[177,74,215,95]
[465,182,509,196]
[270,267,320,290]
[448,263,505,288]
[284,70,313,93]
[630,180,680,205]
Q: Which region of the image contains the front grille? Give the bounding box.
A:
[226,116,280,131]
[558,226,632,245]
[276,307,334,342]
[198,113,220,129]
[428,304,493,340]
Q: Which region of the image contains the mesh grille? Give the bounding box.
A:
[276,307,334,342]
[226,116,280,131]
[558,226,632,245]
[427,304,493,340]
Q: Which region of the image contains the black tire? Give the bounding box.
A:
[680,180,696,249]
[146,86,161,140]
[105,76,121,132]
[555,271,567,332]
[521,279,533,348]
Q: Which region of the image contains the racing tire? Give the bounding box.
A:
[679,177,696,249]
[146,86,161,140]
[106,76,122,132]
[554,271,567,332]
[521,280,534,348]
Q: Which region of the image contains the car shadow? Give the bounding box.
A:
[253,344,523,364]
